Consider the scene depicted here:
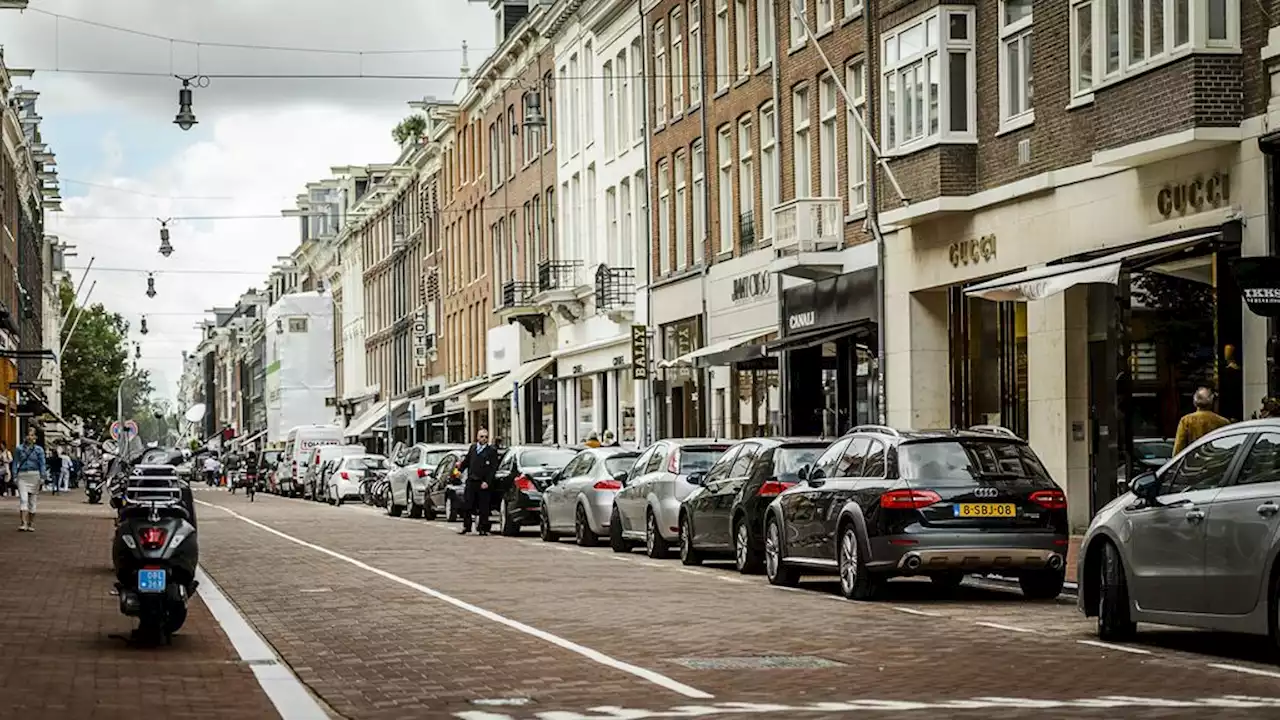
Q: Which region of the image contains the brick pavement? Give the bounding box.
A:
[0,492,280,720]
[190,489,1280,719]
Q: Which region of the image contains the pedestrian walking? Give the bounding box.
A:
[456,428,500,536]
[58,449,70,493]
[46,449,62,495]
[583,432,602,448]
[203,454,220,486]
[12,426,47,532]
[0,442,12,497]
[1173,386,1232,455]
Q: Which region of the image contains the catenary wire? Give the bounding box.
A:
[26,67,737,83]
[65,266,266,276]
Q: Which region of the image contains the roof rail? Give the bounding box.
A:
[852,424,901,437]
[968,424,1019,438]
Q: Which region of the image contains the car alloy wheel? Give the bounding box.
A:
[735,522,749,570]
[444,497,453,520]
[839,528,859,596]
[679,514,700,566]
[764,518,800,587]
[646,512,670,559]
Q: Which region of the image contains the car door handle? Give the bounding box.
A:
[1259,502,1280,517]
[1185,508,1205,523]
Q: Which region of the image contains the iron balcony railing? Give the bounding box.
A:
[537,259,583,293]
[739,210,756,252]
[501,280,539,308]
[773,197,843,253]
[595,265,636,310]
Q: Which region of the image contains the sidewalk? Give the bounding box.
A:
[0,493,279,719]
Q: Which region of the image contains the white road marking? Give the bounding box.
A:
[892,606,944,618]
[195,567,330,720]
[973,621,1037,634]
[1208,663,1280,680]
[196,500,713,700]
[1076,640,1152,655]
[674,568,707,577]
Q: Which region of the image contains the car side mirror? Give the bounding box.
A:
[614,471,629,485]
[686,471,706,486]
[797,465,810,481]
[810,468,826,481]
[1131,471,1159,500]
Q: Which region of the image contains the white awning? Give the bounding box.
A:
[660,333,757,368]
[965,232,1219,302]
[472,357,555,403]
[237,429,267,447]
[423,377,490,404]
[345,398,409,438]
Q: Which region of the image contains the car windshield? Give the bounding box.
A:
[775,446,825,481]
[347,457,386,470]
[898,440,1053,486]
[521,448,577,468]
[679,447,727,472]
[605,455,639,475]
[421,451,451,468]
[1133,440,1173,462]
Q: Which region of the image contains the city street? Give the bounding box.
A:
[180,487,1280,719]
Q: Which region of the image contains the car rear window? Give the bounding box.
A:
[348,457,385,470]
[898,440,1053,486]
[1134,440,1173,462]
[522,448,578,468]
[775,446,825,481]
[679,447,728,472]
[605,455,639,475]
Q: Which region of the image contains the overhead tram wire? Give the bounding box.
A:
[64,266,265,276]
[26,67,741,84]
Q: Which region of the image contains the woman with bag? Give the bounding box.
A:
[11,426,47,531]
[0,442,12,497]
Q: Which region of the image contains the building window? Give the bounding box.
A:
[844,0,863,18]
[759,103,777,239]
[288,318,308,333]
[715,0,730,92]
[689,0,703,105]
[818,74,838,199]
[584,42,595,147]
[671,9,685,116]
[717,125,733,256]
[734,0,750,80]
[792,85,812,198]
[756,0,774,67]
[620,177,633,268]
[675,151,688,269]
[790,0,808,49]
[818,0,834,30]
[1072,0,1237,99]
[634,171,647,271]
[632,39,646,140]
[546,188,557,256]
[658,160,672,275]
[606,186,619,265]
[881,6,976,154]
[737,117,754,252]
[603,61,616,155]
[845,60,868,212]
[586,164,597,266]
[654,22,668,123]
[543,72,555,151]
[569,53,581,153]
[557,66,568,151]
[507,106,518,176]
[617,53,630,147]
[692,140,706,264]
[999,0,1034,130]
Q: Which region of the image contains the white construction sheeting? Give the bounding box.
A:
[265,292,336,443]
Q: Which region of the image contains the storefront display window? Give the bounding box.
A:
[492,401,512,446]
[949,291,1028,437]
[659,317,705,438]
[733,367,780,437]
[578,376,595,441]
[619,372,636,443]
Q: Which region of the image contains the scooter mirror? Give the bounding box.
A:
[183,403,207,424]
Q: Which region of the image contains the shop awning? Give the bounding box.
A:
[472,357,554,403]
[661,335,749,369]
[345,398,409,438]
[423,377,490,404]
[766,320,876,354]
[685,334,771,368]
[464,372,511,405]
[965,231,1220,302]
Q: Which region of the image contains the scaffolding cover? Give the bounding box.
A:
[264,292,337,443]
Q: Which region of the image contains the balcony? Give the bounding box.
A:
[739,211,757,253]
[535,259,587,327]
[771,197,844,281]
[594,265,635,321]
[497,279,547,334]
[537,259,583,293]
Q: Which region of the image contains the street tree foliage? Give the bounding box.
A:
[392,114,427,146]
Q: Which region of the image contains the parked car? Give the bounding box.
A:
[424,449,469,521]
[325,454,388,505]
[762,424,1069,600]
[280,424,343,497]
[1078,419,1280,644]
[540,447,641,546]
[257,450,282,493]
[495,446,579,536]
[304,444,365,500]
[609,439,731,557]
[677,438,826,572]
[384,443,467,518]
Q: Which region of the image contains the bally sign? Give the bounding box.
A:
[731,271,772,303]
[1230,257,1280,318]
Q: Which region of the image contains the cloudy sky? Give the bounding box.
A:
[2,0,491,402]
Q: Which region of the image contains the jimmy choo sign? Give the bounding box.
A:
[731,270,772,303]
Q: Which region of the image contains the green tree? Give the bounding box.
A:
[59,280,131,434]
[391,113,427,146]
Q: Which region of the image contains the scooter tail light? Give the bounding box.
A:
[138,527,168,549]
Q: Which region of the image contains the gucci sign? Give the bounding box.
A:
[949,235,997,267]
[1156,172,1231,218]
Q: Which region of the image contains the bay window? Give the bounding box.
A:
[999,0,1034,130]
[881,6,975,154]
[1071,0,1240,100]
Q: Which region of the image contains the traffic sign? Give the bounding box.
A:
[110,421,138,441]
[110,421,120,440]
[125,420,139,437]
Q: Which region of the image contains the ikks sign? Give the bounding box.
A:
[1230,257,1280,318]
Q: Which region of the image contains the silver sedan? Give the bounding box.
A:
[611,439,730,557]
[540,447,640,546]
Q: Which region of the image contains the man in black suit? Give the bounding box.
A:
[456,427,500,535]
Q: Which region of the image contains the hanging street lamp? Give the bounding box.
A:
[139,316,149,335]
[158,219,173,257]
[172,75,208,131]
[146,273,157,298]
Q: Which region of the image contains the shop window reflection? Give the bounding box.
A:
[578,376,595,441]
[659,317,705,438]
[733,367,780,437]
[619,370,636,443]
[949,290,1028,437]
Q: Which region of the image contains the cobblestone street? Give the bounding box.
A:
[176,488,1280,719]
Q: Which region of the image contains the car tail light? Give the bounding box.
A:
[417,467,428,478]
[139,527,168,549]
[340,471,349,480]
[515,474,535,491]
[880,489,943,510]
[594,479,623,490]
[758,480,795,497]
[1029,490,1067,510]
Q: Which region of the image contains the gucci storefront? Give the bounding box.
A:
[770,267,879,438]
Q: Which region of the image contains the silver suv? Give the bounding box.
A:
[385,443,466,518]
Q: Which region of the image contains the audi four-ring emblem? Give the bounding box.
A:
[973,487,999,498]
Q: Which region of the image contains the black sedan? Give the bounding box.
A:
[678,438,825,572]
[495,445,579,536]
[424,450,467,521]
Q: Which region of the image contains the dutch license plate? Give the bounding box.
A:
[954,503,1016,518]
[138,569,167,594]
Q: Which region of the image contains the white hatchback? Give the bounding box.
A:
[326,455,388,505]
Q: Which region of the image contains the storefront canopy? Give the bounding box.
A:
[345,398,409,438]
[423,377,490,405]
[965,231,1220,302]
[472,357,553,403]
[464,372,511,405]
[765,319,876,354]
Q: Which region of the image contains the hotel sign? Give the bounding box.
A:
[1156,172,1231,219]
[949,234,997,267]
[411,309,429,368]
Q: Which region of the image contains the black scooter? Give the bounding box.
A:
[112,467,199,644]
[84,465,104,504]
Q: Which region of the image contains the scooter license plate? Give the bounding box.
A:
[138,569,167,594]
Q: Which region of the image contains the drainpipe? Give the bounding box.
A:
[695,7,713,440]
[863,4,888,425]
[770,28,786,436]
[639,0,657,445]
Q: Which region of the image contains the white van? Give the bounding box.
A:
[279,425,343,497]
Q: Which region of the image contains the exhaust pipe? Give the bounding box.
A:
[902,553,922,572]
[1047,554,1064,571]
